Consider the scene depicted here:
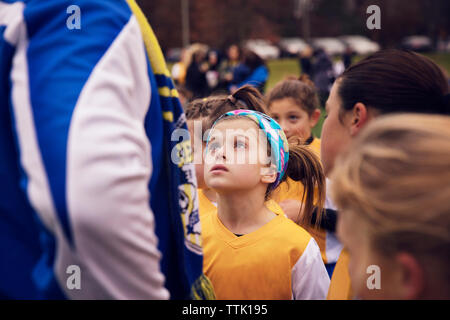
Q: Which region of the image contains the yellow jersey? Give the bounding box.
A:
[202,208,330,300]
[327,249,353,300]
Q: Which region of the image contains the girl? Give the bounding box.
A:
[267,76,322,205]
[202,109,329,299]
[267,76,321,156]
[186,86,282,219]
[267,77,341,276]
[331,114,450,299]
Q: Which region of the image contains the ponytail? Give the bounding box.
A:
[229,85,268,113]
[280,137,326,228]
[298,74,316,90]
[206,85,268,129]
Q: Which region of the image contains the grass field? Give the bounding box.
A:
[266,53,450,137]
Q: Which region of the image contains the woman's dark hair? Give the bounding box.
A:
[267,75,320,116]
[338,49,449,116]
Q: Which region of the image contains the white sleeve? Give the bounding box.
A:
[65,16,169,299]
[292,238,330,300]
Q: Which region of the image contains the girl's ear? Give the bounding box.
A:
[309,108,321,128]
[260,165,277,184]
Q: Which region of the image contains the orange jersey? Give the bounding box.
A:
[327,249,353,300]
[202,209,330,299]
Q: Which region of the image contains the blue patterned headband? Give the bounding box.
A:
[206,110,289,189]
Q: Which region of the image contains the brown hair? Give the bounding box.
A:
[205,85,269,130]
[267,75,320,116]
[338,49,450,117]
[331,114,450,297]
[276,137,326,227]
[185,85,269,145]
[185,97,215,120]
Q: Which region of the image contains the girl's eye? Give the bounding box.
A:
[235,140,246,149]
[208,142,220,152]
[289,115,299,121]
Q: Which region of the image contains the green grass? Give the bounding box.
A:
[266,53,450,137]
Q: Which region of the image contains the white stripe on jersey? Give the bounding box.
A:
[291,238,330,300]
[0,1,25,45]
[64,15,168,299]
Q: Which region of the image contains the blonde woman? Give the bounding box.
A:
[331,114,450,300]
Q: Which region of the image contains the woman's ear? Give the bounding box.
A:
[349,102,370,136]
[309,108,321,128]
[260,165,277,184]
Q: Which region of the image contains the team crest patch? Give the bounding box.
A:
[179,164,202,255]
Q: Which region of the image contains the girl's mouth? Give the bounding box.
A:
[210,164,229,173]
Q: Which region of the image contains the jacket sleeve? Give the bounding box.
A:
[10,0,169,299]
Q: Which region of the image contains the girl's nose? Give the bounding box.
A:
[279,121,290,137]
[214,146,226,160]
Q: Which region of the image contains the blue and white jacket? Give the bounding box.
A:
[0,0,211,300]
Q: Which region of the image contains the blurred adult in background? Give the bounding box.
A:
[311,48,335,107]
[185,48,209,99]
[322,49,450,300]
[299,46,314,78]
[205,50,220,93]
[171,48,188,86]
[218,44,241,92]
[342,46,356,70]
[230,49,269,94]
[0,0,213,299]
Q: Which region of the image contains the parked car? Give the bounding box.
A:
[401,36,433,53]
[244,39,280,60]
[311,37,346,56]
[339,35,380,55]
[278,37,309,57]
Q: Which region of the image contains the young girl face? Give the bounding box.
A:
[269,98,319,141]
[204,118,274,193]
